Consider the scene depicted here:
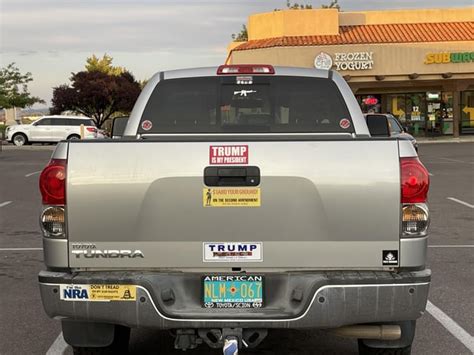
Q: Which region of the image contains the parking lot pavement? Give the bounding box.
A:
[0,143,473,355]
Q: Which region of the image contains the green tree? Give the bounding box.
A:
[231,24,248,42]
[51,70,141,128]
[139,79,149,90]
[285,0,313,9]
[0,63,44,109]
[85,54,125,76]
[321,0,340,9]
[274,1,313,10]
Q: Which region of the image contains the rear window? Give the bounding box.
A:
[139,76,353,134]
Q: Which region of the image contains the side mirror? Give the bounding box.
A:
[111,116,129,139]
[366,115,390,137]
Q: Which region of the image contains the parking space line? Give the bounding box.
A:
[447,197,474,209]
[0,248,43,251]
[46,332,69,355]
[439,157,467,164]
[25,171,41,177]
[0,201,13,208]
[426,301,474,353]
[429,245,474,248]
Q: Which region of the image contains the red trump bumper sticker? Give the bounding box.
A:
[210,145,248,165]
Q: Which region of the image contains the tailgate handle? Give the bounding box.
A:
[204,166,260,186]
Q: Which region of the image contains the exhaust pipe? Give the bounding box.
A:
[328,325,401,340]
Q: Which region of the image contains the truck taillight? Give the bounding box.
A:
[402,204,429,236]
[400,157,429,203]
[217,64,275,75]
[401,157,430,237]
[39,159,67,205]
[86,127,97,133]
[41,206,66,238]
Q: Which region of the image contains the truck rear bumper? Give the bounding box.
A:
[39,269,430,329]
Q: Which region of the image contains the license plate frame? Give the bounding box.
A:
[202,275,264,309]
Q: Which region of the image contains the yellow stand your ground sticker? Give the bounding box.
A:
[89,285,137,301]
[203,188,261,207]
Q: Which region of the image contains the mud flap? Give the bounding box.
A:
[62,320,116,347]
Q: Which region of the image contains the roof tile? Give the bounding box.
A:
[234,22,474,51]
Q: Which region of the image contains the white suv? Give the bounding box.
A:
[6,116,97,146]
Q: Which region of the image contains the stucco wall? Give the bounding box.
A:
[339,7,474,26]
[246,8,474,40]
[229,41,474,81]
[248,9,339,40]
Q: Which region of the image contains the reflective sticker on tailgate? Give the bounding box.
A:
[209,145,248,165]
[59,284,136,301]
[203,188,260,207]
[203,242,263,262]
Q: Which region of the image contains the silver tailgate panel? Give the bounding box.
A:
[67,140,400,268]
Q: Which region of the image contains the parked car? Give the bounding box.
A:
[6,115,97,146]
[365,113,418,151]
[38,65,430,355]
[110,116,129,139]
[96,129,109,139]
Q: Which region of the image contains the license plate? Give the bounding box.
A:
[202,275,264,309]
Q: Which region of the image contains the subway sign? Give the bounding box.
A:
[424,52,474,64]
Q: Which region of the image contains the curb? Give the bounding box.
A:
[1,144,55,151]
[417,138,474,144]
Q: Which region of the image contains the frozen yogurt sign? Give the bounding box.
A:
[314,52,374,71]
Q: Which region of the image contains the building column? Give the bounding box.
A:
[452,90,460,138]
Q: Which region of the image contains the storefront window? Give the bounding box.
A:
[357,95,382,113]
[384,92,453,136]
[387,94,406,120]
[406,93,427,136]
[386,94,426,136]
[441,92,454,135]
[461,91,474,134]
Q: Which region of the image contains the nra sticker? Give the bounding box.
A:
[203,242,263,262]
[141,120,153,131]
[382,250,398,265]
[339,118,351,129]
[210,145,248,165]
[60,284,137,302]
[203,188,260,207]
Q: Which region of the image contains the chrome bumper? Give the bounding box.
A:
[39,269,430,329]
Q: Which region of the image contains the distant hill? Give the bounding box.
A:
[20,107,50,116]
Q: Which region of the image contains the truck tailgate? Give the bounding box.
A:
[66,140,400,269]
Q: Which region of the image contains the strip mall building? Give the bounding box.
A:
[226,7,474,137]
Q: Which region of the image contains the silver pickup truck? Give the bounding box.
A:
[38,65,431,355]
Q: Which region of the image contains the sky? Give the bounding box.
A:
[1,0,472,108]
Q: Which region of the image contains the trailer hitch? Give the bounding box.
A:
[198,328,267,353]
[223,336,239,355]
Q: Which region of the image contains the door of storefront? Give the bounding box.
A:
[386,93,426,136]
[461,91,474,135]
[384,92,454,137]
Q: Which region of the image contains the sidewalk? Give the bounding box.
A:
[417,136,474,144]
[0,143,55,151]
